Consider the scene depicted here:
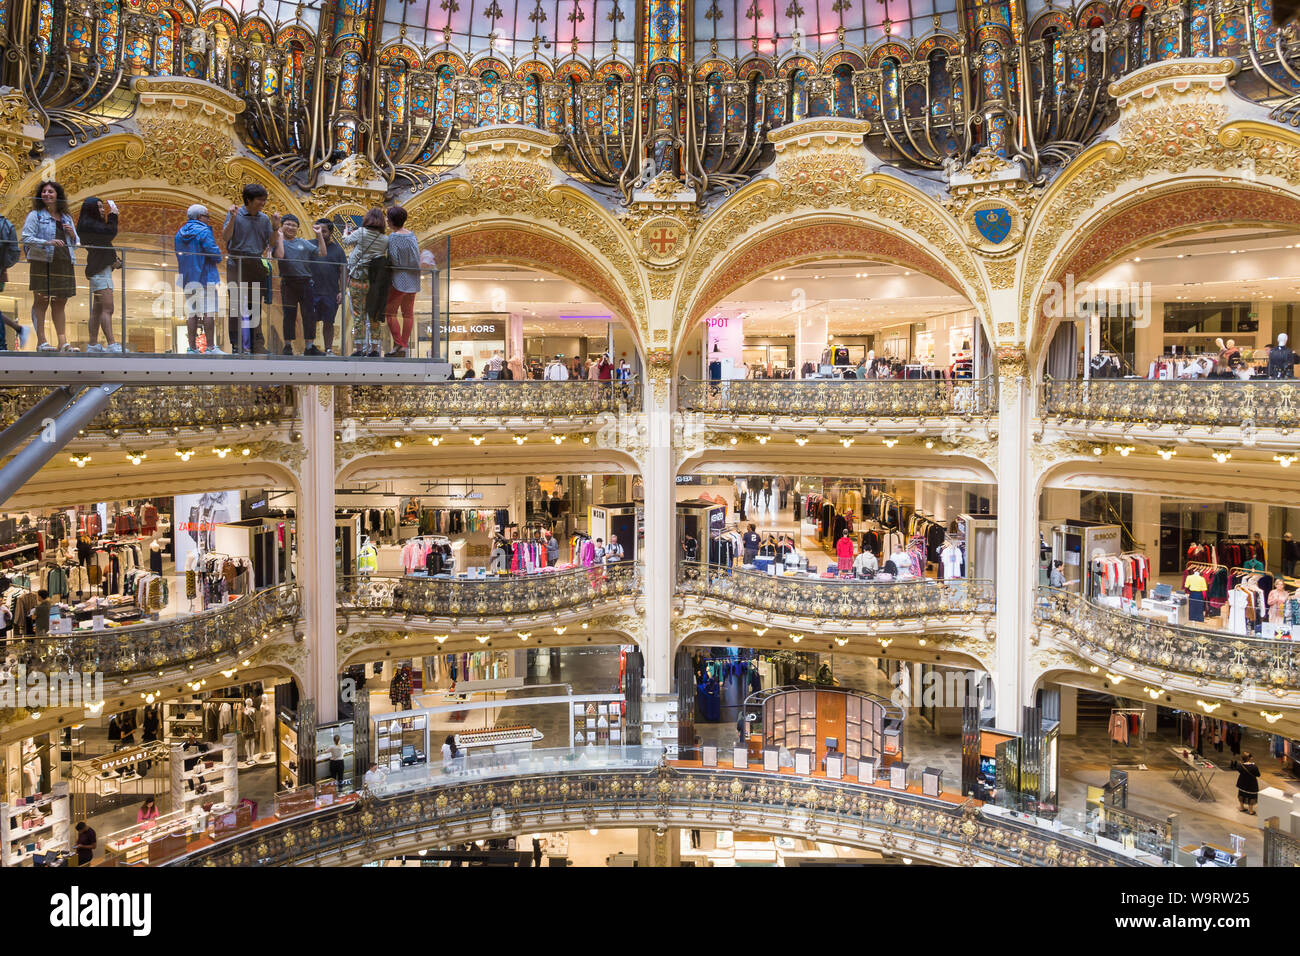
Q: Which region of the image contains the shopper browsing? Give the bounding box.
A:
[363,763,386,791]
[137,797,159,825]
[340,207,389,356]
[742,523,760,565]
[326,734,346,785]
[1230,753,1261,814]
[73,821,96,865]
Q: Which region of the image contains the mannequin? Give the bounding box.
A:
[21,740,39,796]
[1269,581,1289,624]
[239,698,258,762]
[1215,337,1241,377]
[1185,570,1208,623]
[1268,332,1298,379]
[149,538,163,574]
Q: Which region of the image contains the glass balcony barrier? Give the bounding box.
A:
[679,377,996,418]
[0,239,453,360]
[1036,587,1300,694]
[337,563,642,620]
[1041,379,1300,430]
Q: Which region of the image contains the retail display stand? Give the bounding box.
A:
[0,782,70,866]
[640,696,679,757]
[858,758,877,785]
[732,745,749,769]
[171,733,238,812]
[922,767,944,797]
[890,762,909,790]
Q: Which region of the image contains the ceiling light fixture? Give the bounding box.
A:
[1274,453,1297,468]
[214,446,232,458]
[469,435,485,445]
[1261,711,1283,724]
[513,434,527,445]
[175,448,194,461]
[1211,450,1232,464]
[392,439,402,448]
[427,436,442,445]
[126,451,146,465]
[551,434,566,444]
[69,454,91,468]
[1157,447,1176,460]
[1092,446,1103,456]
[789,634,803,643]
[1115,445,1135,457]
[882,438,898,448]
[1197,699,1221,713]
[475,635,491,644]
[839,437,855,448]
[795,435,809,446]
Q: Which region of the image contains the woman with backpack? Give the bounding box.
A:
[77,196,122,353]
[21,181,80,352]
[341,207,388,357]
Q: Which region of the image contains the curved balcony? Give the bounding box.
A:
[341,381,642,426]
[677,566,996,646]
[0,585,301,689]
[168,754,1146,867]
[1040,380,1300,443]
[0,385,295,433]
[337,565,642,634]
[679,379,995,428]
[1035,588,1300,702]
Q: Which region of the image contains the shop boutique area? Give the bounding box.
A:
[676,474,994,583]
[0,492,293,643]
[335,473,642,579]
[685,260,988,382]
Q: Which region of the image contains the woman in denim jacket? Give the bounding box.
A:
[20,181,80,352]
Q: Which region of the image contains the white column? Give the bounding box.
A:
[508,312,524,362]
[1058,684,1077,736]
[994,355,1034,731]
[300,385,338,723]
[643,373,674,695]
[795,307,828,374]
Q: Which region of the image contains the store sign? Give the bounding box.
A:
[96,746,156,773]
[675,476,701,485]
[439,320,502,339]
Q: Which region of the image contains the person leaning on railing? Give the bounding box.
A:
[221,183,273,355]
[341,208,389,357]
[174,204,223,354]
[383,205,419,358]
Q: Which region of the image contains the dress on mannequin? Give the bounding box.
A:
[1227,588,1248,635]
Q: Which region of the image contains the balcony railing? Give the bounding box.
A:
[168,754,1148,867]
[678,566,996,622]
[337,564,641,622]
[679,378,995,420]
[0,385,295,432]
[1036,588,1300,695]
[1041,380,1300,431]
[0,584,300,686]
[342,380,641,421]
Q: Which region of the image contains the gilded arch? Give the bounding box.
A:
[676,170,992,351]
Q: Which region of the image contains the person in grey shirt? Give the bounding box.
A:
[383,205,420,357]
[221,183,275,354]
[272,214,320,355]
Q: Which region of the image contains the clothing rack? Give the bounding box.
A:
[1108,706,1149,766]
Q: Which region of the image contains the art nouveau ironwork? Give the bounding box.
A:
[342,380,641,421]
[678,566,996,622]
[7,1,1296,192]
[338,563,640,621]
[1041,379,1300,431]
[679,377,995,420]
[170,758,1151,866]
[0,385,295,432]
[1037,587,1300,694]
[0,583,300,684]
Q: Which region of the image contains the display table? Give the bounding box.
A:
[1169,747,1218,802]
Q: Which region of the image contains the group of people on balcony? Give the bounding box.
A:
[0,181,434,357]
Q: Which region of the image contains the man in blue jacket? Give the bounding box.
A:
[174,204,224,354]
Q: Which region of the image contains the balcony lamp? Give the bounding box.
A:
[214,446,233,458]
[469,435,485,445]
[126,451,146,465]
[1261,711,1283,723]
[1211,450,1232,464]
[795,435,809,446]
[1156,448,1176,460]
[1115,445,1134,456]
[175,448,194,461]
[69,454,91,468]
[1275,454,1297,468]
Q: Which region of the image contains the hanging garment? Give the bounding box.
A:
[1108,712,1129,745]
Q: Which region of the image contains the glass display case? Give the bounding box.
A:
[761,687,902,776]
[375,713,428,771]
